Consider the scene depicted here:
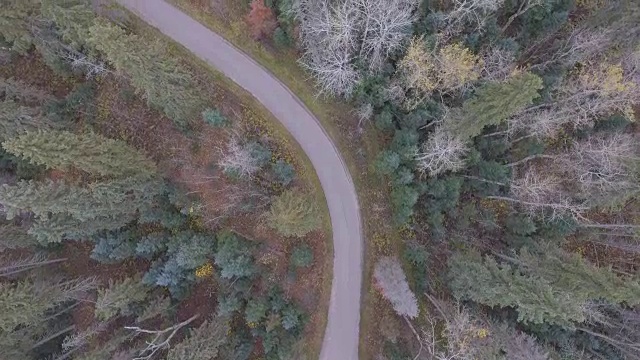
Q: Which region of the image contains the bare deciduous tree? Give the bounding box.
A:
[500,0,545,33]
[295,0,418,96]
[436,0,505,36]
[125,314,199,360]
[356,0,419,70]
[62,50,109,78]
[416,127,468,177]
[560,133,640,206]
[509,58,639,140]
[217,133,261,179]
[489,169,589,220]
[480,47,516,82]
[374,256,419,319]
[529,28,612,71]
[416,295,551,360]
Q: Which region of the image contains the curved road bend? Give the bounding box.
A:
[117,0,363,359]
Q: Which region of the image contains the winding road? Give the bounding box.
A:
[117,0,363,359]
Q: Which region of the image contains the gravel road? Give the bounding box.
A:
[117,1,363,359]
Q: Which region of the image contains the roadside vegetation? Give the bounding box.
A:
[167,0,640,359]
[0,0,330,359]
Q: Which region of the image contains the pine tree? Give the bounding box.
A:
[87,19,202,127]
[0,77,53,105]
[0,100,48,140]
[0,277,94,331]
[390,185,419,225]
[3,130,157,178]
[449,251,580,325]
[136,295,171,323]
[518,247,640,306]
[166,316,230,360]
[0,0,39,53]
[0,177,161,222]
[0,223,38,251]
[447,72,544,140]
[29,212,135,244]
[266,190,321,237]
[95,276,149,321]
[40,0,95,50]
[446,248,640,326]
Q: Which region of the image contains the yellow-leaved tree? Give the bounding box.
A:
[398,37,482,109]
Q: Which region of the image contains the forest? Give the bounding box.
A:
[0,0,330,359]
[3,0,640,359]
[232,0,640,358]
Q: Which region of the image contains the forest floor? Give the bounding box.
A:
[0,14,332,356]
[163,0,405,357]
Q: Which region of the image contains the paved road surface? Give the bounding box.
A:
[118,1,363,359]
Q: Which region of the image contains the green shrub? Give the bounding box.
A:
[290,244,313,268]
[266,189,321,237]
[202,108,230,127]
[273,27,291,47]
[272,159,295,186]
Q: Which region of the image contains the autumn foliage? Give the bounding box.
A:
[246,0,277,40]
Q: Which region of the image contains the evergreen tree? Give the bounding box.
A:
[136,295,171,323]
[135,232,169,259]
[447,247,640,326]
[143,231,214,297]
[214,231,256,279]
[87,19,202,127]
[0,100,48,140]
[245,296,268,324]
[518,246,640,306]
[374,150,401,175]
[447,72,544,140]
[216,291,243,316]
[166,316,230,360]
[40,0,95,50]
[0,223,38,251]
[281,305,301,330]
[91,229,138,263]
[0,177,161,222]
[391,185,419,225]
[29,212,135,244]
[0,77,53,105]
[3,130,157,178]
[95,276,149,321]
[0,0,39,53]
[266,189,321,237]
[0,277,93,331]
